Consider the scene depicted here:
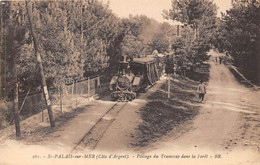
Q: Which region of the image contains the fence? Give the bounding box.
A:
[50,75,109,112]
[0,75,110,128]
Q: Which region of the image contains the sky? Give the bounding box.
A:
[105,0,232,24]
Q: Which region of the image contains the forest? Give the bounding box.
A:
[213,0,259,84]
[0,0,259,132]
[0,0,220,100]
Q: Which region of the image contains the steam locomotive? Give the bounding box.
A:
[109,55,162,101]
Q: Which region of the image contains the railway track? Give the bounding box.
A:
[71,102,128,153]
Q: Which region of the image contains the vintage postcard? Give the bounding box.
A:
[0,0,259,164]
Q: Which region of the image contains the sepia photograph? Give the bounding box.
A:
[0,0,259,164]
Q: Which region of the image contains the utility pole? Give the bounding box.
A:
[177,25,180,37]
[60,84,62,113]
[168,74,171,100]
[80,0,84,77]
[81,0,84,43]
[26,1,55,127]
[165,55,174,100]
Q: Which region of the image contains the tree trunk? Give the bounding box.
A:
[168,74,170,99]
[0,4,2,100]
[26,2,55,127]
[0,6,2,129]
[13,62,20,137]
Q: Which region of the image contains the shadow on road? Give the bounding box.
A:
[132,75,208,147]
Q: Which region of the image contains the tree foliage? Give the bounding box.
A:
[0,2,26,99]
[163,0,218,70]
[1,1,123,95]
[0,0,221,99]
[214,0,260,84]
[120,15,161,58]
[150,22,176,53]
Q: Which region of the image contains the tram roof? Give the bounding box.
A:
[132,56,156,64]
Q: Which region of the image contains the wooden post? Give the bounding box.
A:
[97,74,100,93]
[88,77,90,99]
[168,74,170,100]
[75,81,77,106]
[18,88,30,114]
[177,25,180,37]
[60,84,62,113]
[72,81,74,96]
[42,106,44,122]
[26,1,55,127]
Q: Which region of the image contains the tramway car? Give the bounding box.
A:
[109,55,162,101]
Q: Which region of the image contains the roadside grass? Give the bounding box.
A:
[222,56,256,88]
[133,66,210,147]
[7,105,92,143]
[186,63,210,82]
[228,66,254,88]
[1,95,94,143]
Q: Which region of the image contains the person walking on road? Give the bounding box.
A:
[197,80,207,103]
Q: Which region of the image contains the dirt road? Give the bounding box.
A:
[148,50,260,164]
[157,50,259,148]
[95,50,260,163]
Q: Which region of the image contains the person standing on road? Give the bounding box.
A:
[219,57,222,64]
[197,80,206,103]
